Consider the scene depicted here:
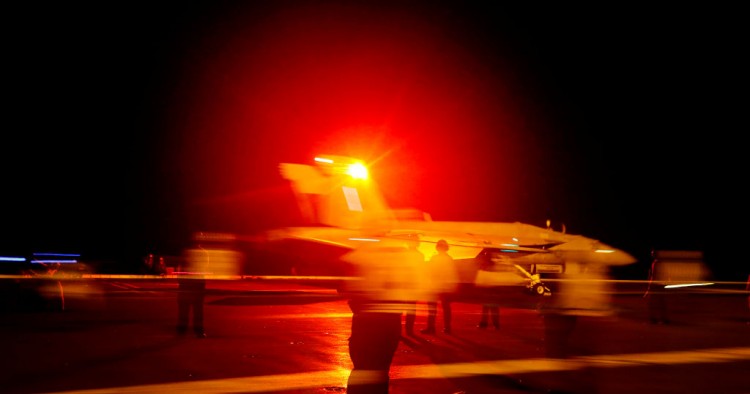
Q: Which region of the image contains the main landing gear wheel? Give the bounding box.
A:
[532,283,547,296]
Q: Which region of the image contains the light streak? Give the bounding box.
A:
[664,282,715,289]
[31,259,79,264]
[0,256,26,262]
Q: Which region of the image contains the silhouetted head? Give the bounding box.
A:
[436,239,449,252]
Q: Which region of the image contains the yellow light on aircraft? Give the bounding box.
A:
[346,163,368,180]
[595,249,615,253]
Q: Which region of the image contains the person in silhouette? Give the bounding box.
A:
[421,239,459,334]
[176,234,210,338]
[176,232,243,338]
[541,262,613,393]
[402,237,424,336]
[645,249,670,324]
[342,236,422,394]
[474,251,501,330]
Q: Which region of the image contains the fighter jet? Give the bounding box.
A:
[258,155,637,305]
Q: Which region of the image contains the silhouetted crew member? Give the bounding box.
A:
[541,262,613,393]
[177,232,243,338]
[645,250,669,324]
[142,253,155,275]
[177,236,210,338]
[403,237,424,336]
[475,253,500,329]
[342,239,421,394]
[421,239,459,334]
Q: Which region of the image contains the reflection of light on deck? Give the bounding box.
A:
[48,346,750,393]
[49,368,351,393]
[264,313,352,319]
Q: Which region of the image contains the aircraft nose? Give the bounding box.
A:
[596,247,638,266]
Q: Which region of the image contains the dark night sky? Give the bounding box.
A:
[2,2,745,279]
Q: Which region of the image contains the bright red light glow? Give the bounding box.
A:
[346,163,368,180]
[169,3,541,230]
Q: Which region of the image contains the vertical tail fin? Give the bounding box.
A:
[279,155,395,230]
